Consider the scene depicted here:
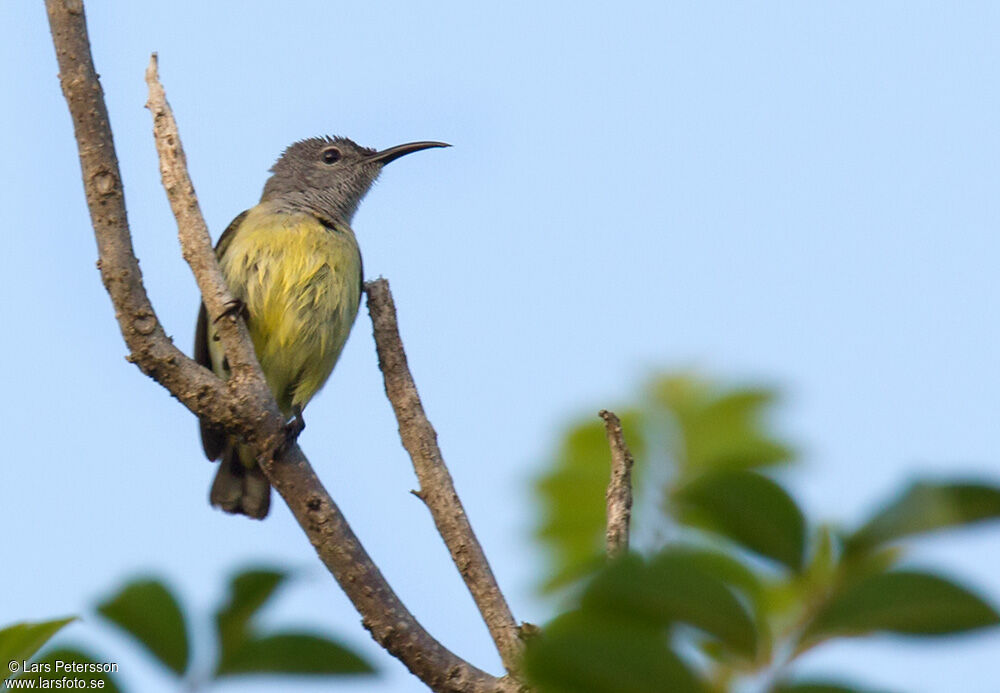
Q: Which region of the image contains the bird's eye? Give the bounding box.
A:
[321,147,341,164]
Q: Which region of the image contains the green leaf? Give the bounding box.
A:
[13,647,121,692]
[802,571,1000,646]
[97,578,189,675]
[805,526,837,582]
[582,553,757,657]
[847,481,1000,554]
[534,411,645,592]
[657,546,771,659]
[215,568,287,658]
[0,618,74,682]
[675,470,806,571]
[654,376,794,476]
[658,545,764,601]
[211,568,374,679]
[523,610,704,693]
[772,682,890,693]
[217,632,374,676]
[838,545,904,591]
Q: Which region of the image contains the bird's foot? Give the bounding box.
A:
[214,298,249,324]
[284,405,306,445]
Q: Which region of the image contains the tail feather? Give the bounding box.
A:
[209,447,271,519]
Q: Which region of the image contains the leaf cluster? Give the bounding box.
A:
[529,373,1000,692]
[2,567,374,691]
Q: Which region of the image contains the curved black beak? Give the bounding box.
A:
[367,141,450,165]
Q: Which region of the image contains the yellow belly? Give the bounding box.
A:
[208,204,362,415]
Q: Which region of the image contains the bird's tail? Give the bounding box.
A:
[209,446,271,519]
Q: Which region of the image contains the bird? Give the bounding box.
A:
[194,136,448,518]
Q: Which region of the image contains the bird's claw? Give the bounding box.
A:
[284,405,306,444]
[214,298,249,324]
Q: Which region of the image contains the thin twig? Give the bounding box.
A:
[599,410,634,559]
[366,279,524,674]
[46,3,519,690]
[142,53,283,457]
[144,54,265,387]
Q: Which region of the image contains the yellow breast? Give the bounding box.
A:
[209,203,362,414]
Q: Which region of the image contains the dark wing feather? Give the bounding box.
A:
[196,210,250,461]
[213,209,248,259]
[358,254,365,307]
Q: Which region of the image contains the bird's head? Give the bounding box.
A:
[262,136,449,224]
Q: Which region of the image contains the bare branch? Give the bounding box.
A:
[46,2,521,690]
[366,279,524,674]
[265,445,522,693]
[599,410,635,559]
[140,52,284,458]
[144,54,266,387]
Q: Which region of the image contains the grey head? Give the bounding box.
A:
[261,136,449,225]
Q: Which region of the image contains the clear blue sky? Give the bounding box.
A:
[4,2,1000,692]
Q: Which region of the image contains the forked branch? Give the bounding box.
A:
[45,1,521,690]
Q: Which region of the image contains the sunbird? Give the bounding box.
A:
[195,136,448,518]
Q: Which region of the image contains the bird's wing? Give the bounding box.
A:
[196,209,250,460]
[213,209,249,261]
[358,253,365,307]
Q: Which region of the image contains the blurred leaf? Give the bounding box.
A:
[805,526,837,583]
[675,470,806,571]
[216,632,373,677]
[582,553,757,657]
[762,527,841,651]
[215,568,287,659]
[654,376,794,477]
[524,610,704,693]
[847,481,1000,555]
[660,546,772,660]
[772,682,890,693]
[212,568,375,679]
[535,411,645,592]
[0,618,74,681]
[97,578,189,675]
[838,545,904,591]
[658,545,764,601]
[14,647,121,691]
[787,525,840,603]
[802,571,1000,646]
